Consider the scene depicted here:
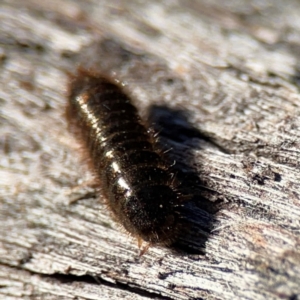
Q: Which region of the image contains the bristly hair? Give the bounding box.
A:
[67,68,185,249]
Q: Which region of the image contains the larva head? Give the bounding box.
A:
[68,70,118,104]
[122,185,180,244]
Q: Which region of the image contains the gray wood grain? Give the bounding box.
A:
[0,0,299,299]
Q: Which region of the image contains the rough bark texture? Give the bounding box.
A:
[1,0,300,299]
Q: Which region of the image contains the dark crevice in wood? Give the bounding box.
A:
[290,69,300,90]
[106,280,173,300]
[0,262,172,299]
[47,273,173,299]
[0,38,46,54]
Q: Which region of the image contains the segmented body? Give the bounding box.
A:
[67,69,181,244]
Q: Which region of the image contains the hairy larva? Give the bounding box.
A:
[67,69,183,247]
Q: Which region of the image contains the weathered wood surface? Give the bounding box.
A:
[1,0,300,299]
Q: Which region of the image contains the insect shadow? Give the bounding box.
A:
[147,105,222,255]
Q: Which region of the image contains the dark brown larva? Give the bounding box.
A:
[67,69,182,246]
